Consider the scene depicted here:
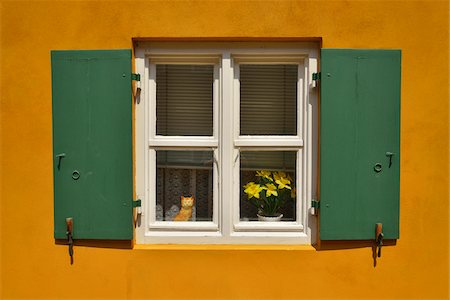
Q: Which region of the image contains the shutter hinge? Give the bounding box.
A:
[131,73,141,81]
[312,72,321,81]
[133,199,142,217]
[311,199,320,209]
[310,199,320,216]
[312,72,321,88]
[132,73,142,101]
[133,199,142,208]
[133,199,142,227]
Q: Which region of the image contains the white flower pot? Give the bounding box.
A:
[257,214,283,222]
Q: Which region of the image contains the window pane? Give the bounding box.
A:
[156,150,213,221]
[156,65,213,136]
[240,64,297,135]
[240,151,297,221]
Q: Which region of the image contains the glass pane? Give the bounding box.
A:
[156,150,213,222]
[240,64,297,135]
[240,151,297,221]
[156,64,213,136]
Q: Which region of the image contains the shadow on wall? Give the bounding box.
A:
[315,239,397,250]
[55,239,133,249]
[315,239,397,267]
[53,238,397,267]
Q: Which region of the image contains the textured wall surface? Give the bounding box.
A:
[1,1,449,299]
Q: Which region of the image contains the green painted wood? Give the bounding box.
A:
[320,49,401,240]
[52,50,133,240]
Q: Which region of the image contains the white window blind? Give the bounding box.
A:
[156,64,214,136]
[240,64,297,136]
[240,151,297,171]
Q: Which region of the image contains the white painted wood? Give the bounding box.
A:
[234,137,304,147]
[135,48,146,240]
[140,232,310,245]
[135,42,319,245]
[149,55,221,64]
[212,148,220,226]
[149,137,218,148]
[232,54,305,64]
[145,231,223,238]
[220,51,233,240]
[298,62,305,142]
[230,52,307,239]
[213,64,220,142]
[148,149,157,225]
[234,222,304,232]
[148,61,219,143]
[149,221,218,231]
[307,56,319,245]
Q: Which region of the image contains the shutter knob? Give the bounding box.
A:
[374,163,382,173]
[72,170,80,180]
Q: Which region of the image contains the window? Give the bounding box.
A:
[52,48,400,244]
[135,42,319,244]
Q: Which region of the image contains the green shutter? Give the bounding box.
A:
[319,49,401,240]
[52,50,133,240]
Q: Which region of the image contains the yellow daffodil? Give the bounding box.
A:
[243,169,296,217]
[244,182,265,199]
[275,176,292,190]
[265,183,278,197]
[243,182,255,192]
[256,170,273,181]
[273,172,290,184]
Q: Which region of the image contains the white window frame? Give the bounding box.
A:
[135,42,318,244]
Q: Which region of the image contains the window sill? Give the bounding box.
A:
[133,244,316,251]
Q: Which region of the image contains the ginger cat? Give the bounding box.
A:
[173,196,195,221]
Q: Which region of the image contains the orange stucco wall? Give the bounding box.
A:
[1,1,449,299]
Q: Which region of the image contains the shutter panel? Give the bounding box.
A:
[320,49,401,240]
[52,50,133,240]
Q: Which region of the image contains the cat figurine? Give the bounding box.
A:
[173,196,195,221]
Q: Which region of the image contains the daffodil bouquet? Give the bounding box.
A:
[243,170,295,218]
